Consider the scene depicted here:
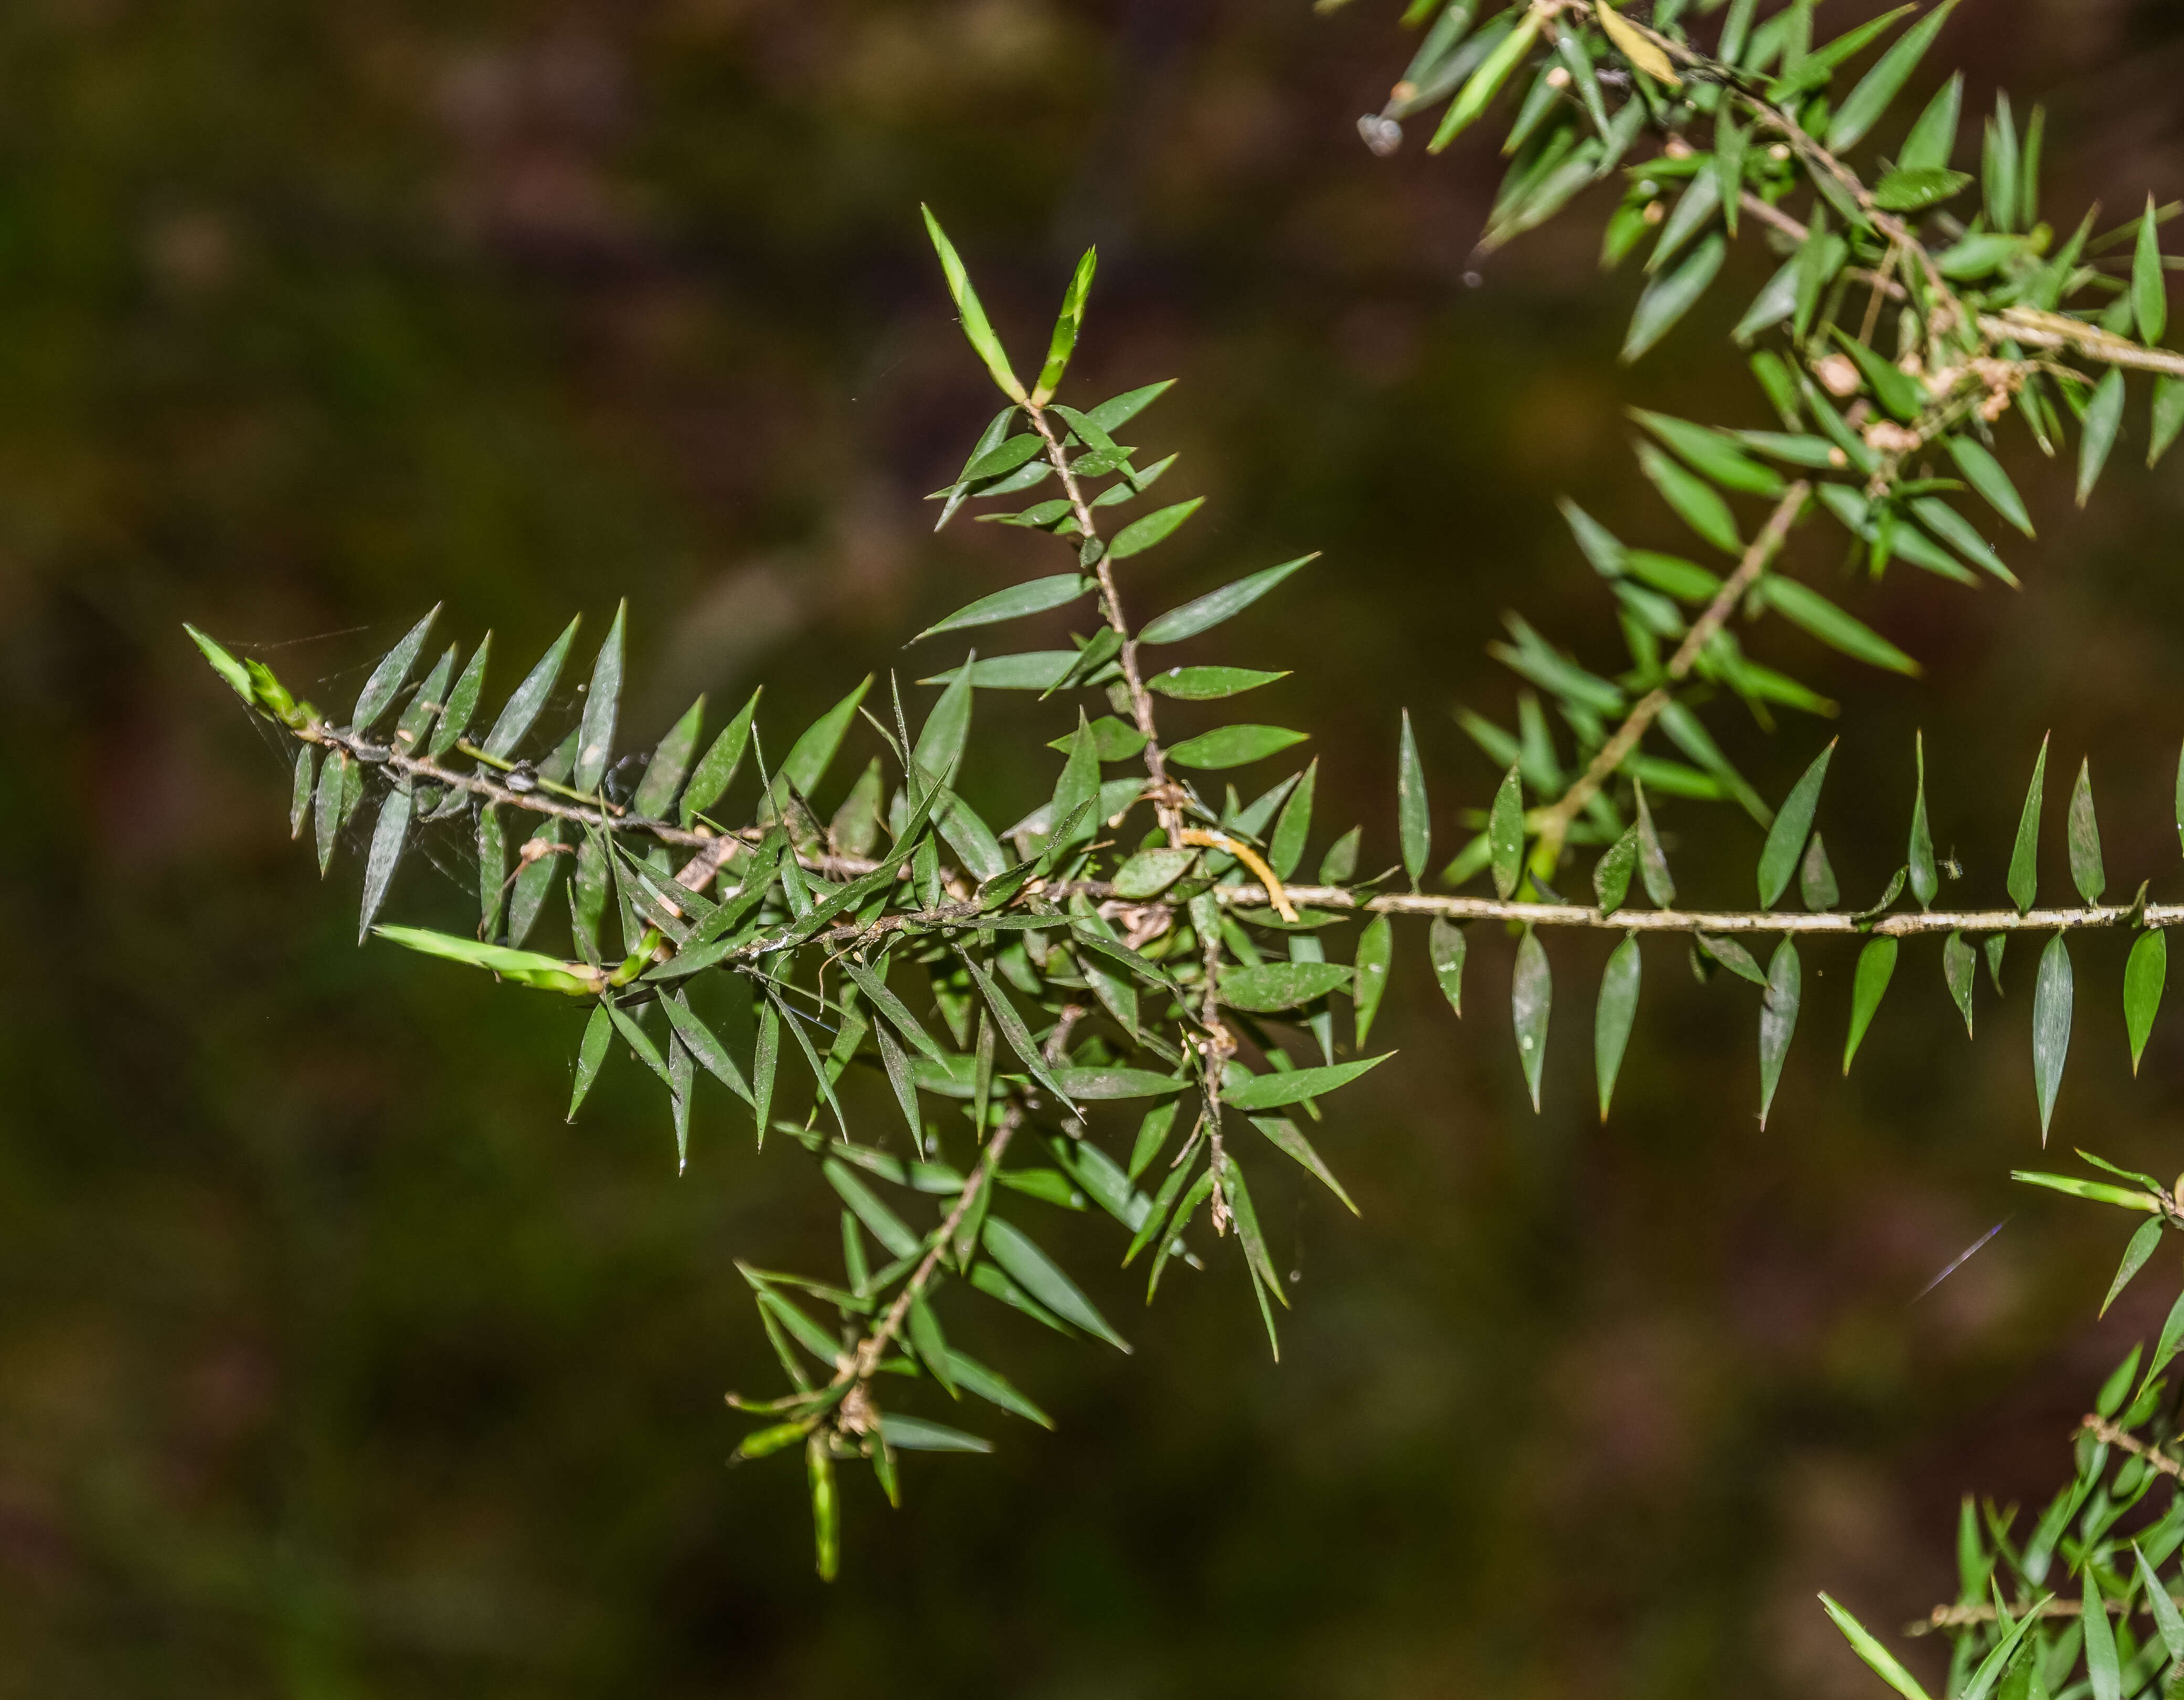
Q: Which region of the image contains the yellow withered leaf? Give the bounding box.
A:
[1596,1,1682,87]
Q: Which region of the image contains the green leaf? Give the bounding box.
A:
[1111,846,1195,900]
[573,600,625,794]
[1897,72,1963,173]
[780,677,872,802]
[289,745,318,841]
[1428,917,1466,1018]
[2068,758,2106,904]
[1427,10,1541,150]
[2083,1568,2122,1700]
[372,925,588,992]
[1249,1114,1357,1216]
[1870,165,1973,212]
[681,688,760,825]
[1623,235,1725,365]
[184,623,254,705]
[393,646,455,751]
[913,660,976,790]
[1139,555,1316,645]
[662,991,755,1106]
[1907,732,1936,910]
[1629,410,1785,497]
[2138,1546,2184,1664]
[1827,0,1962,151]
[482,615,579,759]
[2033,933,2073,1140]
[1353,914,1394,1048]
[1758,939,1800,1130]
[1397,710,1430,887]
[1695,932,1767,987]
[1947,437,2035,537]
[1817,1595,1933,1700]
[1758,742,1835,909]
[1110,498,1204,560]
[1828,327,1927,422]
[946,1350,1052,1428]
[358,784,412,943]
[921,205,1024,402]
[907,1293,958,1398]
[1167,725,1308,771]
[1033,246,1097,403]
[1512,927,1551,1113]
[2008,736,2047,913]
[1145,665,1290,700]
[2127,929,2167,1075]
[824,1158,920,1259]
[2078,368,2127,507]
[1759,577,1920,675]
[1224,1054,1391,1111]
[1635,782,1674,906]
[2151,376,2184,469]
[2137,197,2169,348]
[1595,933,1641,1121]
[807,1435,837,1581]
[916,573,1090,642]
[1044,1067,1192,1101]
[568,1004,612,1121]
[879,1413,992,1454]
[1800,834,1839,911]
[2012,1170,2160,1212]
[1944,931,1976,1037]
[981,1217,1128,1351]
[1269,760,1317,880]
[1637,442,1740,555]
[1489,764,1524,900]
[1843,937,1899,1075]
[2103,1217,2165,1318]
[1595,827,1639,915]
[351,606,439,732]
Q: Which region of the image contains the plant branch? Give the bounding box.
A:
[1533,480,1808,866]
[1025,405,1186,842]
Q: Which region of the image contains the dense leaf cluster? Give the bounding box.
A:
[188,0,2184,1653]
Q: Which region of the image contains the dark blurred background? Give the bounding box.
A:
[8,1,2184,1693]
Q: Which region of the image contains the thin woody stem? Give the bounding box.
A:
[1533,481,1808,865]
[1025,404,1185,842]
[2085,1412,2184,1480]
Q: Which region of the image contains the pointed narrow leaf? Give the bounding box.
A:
[1637,442,1740,554]
[1758,939,1800,1129]
[1512,928,1551,1112]
[2033,933,2073,1139]
[1139,556,1316,646]
[1944,931,1976,1037]
[1635,783,1674,906]
[1818,1595,1933,1700]
[1397,710,1430,886]
[2103,1217,2165,1318]
[351,607,439,732]
[1595,827,1639,915]
[981,1217,1128,1351]
[1109,498,1204,560]
[1760,577,1920,675]
[1624,235,1725,365]
[1908,732,1936,910]
[290,746,318,840]
[2009,735,2048,912]
[1800,833,1839,911]
[1489,765,1524,900]
[2083,1568,2121,1700]
[663,991,755,1105]
[1249,1114,1357,1215]
[568,1004,612,1121]
[2126,929,2167,1075]
[482,616,579,759]
[2136,198,2169,348]
[2068,758,2106,904]
[358,784,413,942]
[1033,246,1096,403]
[572,601,625,794]
[1758,742,1835,909]
[1595,933,1641,1121]
[1429,917,1466,1017]
[1843,937,1899,1074]
[681,688,760,825]
[1224,1055,1391,1111]
[2078,369,2127,506]
[780,677,872,801]
[1353,915,1393,1048]
[1827,0,1962,151]
[430,636,491,759]
[2151,377,2184,469]
[2137,1546,2184,1663]
[1167,725,1308,771]
[921,205,1024,401]
[916,575,1089,643]
[1948,437,2035,537]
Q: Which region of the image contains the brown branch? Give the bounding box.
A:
[2085,1412,2184,1480]
[1983,308,2184,379]
[1532,480,1808,867]
[1025,405,1186,843]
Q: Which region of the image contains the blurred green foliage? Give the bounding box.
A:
[12,0,2184,1694]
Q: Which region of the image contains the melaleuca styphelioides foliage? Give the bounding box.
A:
[184,0,2184,1631]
